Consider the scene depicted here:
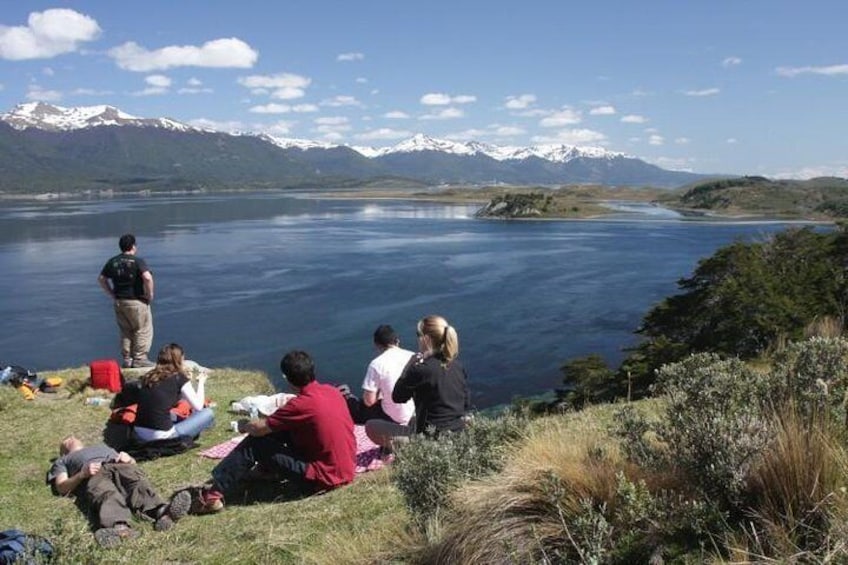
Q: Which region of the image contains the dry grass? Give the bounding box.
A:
[416,406,663,563]
[804,316,844,340]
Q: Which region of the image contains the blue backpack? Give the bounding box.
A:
[0,529,54,564]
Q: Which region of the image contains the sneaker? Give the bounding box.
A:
[94,523,140,548]
[153,490,192,531]
[122,358,133,369]
[189,487,224,515]
[133,358,155,368]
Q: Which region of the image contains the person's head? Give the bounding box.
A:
[416,315,459,363]
[373,324,399,350]
[118,233,136,253]
[59,435,84,456]
[280,350,316,389]
[142,342,185,386]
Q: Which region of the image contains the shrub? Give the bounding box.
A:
[651,353,775,508]
[391,413,526,530]
[771,336,848,424]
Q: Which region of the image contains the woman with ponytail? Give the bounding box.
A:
[133,343,215,443]
[369,315,470,446]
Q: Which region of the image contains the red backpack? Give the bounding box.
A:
[89,359,123,393]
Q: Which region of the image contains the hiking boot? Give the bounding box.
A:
[122,358,133,369]
[189,487,224,515]
[153,490,192,531]
[133,358,155,368]
[94,523,140,548]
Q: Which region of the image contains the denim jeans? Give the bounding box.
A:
[173,407,215,439]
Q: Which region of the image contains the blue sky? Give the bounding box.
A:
[0,1,846,178]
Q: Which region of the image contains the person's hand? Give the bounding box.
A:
[115,452,135,464]
[84,462,102,478]
[197,372,208,385]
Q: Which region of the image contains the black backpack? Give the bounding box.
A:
[0,529,54,564]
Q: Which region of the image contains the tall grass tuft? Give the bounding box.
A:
[742,407,848,559]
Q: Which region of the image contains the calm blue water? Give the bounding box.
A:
[0,193,807,407]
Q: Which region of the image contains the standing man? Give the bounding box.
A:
[98,233,154,368]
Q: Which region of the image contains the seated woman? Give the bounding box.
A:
[366,315,470,448]
[133,343,214,443]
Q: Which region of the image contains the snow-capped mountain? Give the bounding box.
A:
[1,102,198,132]
[348,133,627,163]
[0,102,708,191]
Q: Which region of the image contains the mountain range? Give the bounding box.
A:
[0,102,709,194]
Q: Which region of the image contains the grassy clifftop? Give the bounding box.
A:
[0,367,406,564]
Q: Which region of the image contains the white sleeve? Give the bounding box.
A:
[180,381,205,411]
[361,362,380,392]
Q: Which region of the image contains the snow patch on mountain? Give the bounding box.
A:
[259,133,338,151]
[1,102,197,132]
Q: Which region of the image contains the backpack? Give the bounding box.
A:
[89,359,123,393]
[0,529,54,564]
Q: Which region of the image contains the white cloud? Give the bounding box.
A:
[776,63,848,77]
[621,114,647,124]
[539,108,581,127]
[0,9,101,60]
[133,87,167,96]
[42,67,54,76]
[631,88,651,96]
[187,77,203,86]
[504,94,536,110]
[722,56,742,67]
[70,87,111,95]
[145,74,171,88]
[772,164,848,180]
[383,110,410,119]
[674,137,690,144]
[177,87,213,94]
[420,92,476,105]
[26,84,62,101]
[649,134,664,145]
[445,128,489,140]
[337,52,364,62]
[516,108,548,118]
[263,120,295,136]
[187,118,248,132]
[109,38,258,72]
[250,103,291,114]
[238,73,311,100]
[531,128,607,145]
[321,95,362,107]
[0,83,5,91]
[419,107,464,120]
[249,103,317,114]
[589,105,616,116]
[493,125,525,136]
[683,87,720,97]
[355,77,368,84]
[726,138,738,144]
[355,128,412,140]
[315,116,349,126]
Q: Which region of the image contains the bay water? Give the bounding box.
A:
[0,192,804,407]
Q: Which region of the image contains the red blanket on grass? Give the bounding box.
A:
[199,425,387,473]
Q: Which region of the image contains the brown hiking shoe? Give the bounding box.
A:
[188,487,224,515]
[94,523,140,548]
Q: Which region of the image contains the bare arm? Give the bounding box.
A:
[54,462,101,496]
[245,417,272,437]
[142,271,154,303]
[98,275,114,299]
[362,390,379,407]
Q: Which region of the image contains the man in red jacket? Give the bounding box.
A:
[193,350,356,513]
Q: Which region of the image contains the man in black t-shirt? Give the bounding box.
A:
[98,233,155,368]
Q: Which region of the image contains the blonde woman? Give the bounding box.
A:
[367,315,470,447]
[133,343,214,443]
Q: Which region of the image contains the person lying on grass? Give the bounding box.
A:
[191,350,356,513]
[46,435,190,548]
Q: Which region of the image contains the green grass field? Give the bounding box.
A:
[0,367,408,564]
